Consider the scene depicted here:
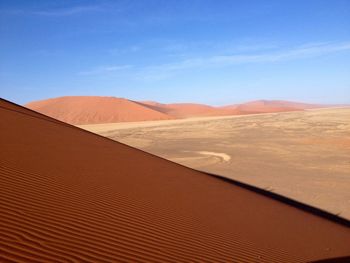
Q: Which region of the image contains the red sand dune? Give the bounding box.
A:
[25,96,173,125]
[139,99,319,118]
[1,98,350,262]
[221,100,322,114]
[140,101,228,118]
[26,96,325,125]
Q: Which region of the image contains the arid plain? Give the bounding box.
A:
[82,107,350,219]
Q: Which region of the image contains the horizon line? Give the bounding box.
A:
[19,95,348,107]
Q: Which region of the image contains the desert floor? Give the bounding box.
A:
[81,107,350,219]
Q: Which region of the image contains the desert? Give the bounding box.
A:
[2,0,350,261]
[81,107,350,220]
[1,98,350,262]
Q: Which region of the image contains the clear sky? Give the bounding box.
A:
[1,0,350,105]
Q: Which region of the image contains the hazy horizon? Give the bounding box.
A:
[20,94,346,107]
[1,0,350,105]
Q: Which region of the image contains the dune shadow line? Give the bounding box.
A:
[310,256,350,262]
[204,172,350,228]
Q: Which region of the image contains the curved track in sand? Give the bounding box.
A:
[197,151,231,162]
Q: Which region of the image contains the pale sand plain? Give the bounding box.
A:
[81,107,350,219]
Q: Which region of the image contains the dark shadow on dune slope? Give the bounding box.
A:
[205,172,350,228]
[310,256,350,262]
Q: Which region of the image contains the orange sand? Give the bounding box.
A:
[2,98,350,262]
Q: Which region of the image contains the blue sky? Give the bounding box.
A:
[1,0,350,105]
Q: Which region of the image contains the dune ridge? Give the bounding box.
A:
[1,98,350,262]
[227,100,322,114]
[139,99,322,118]
[25,96,325,125]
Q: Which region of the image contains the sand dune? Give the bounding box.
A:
[25,96,173,125]
[26,96,325,125]
[140,100,316,118]
[1,98,350,261]
[140,102,229,118]
[222,100,322,114]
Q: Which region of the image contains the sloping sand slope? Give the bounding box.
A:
[25,96,172,125]
[1,99,350,262]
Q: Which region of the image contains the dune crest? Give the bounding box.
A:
[230,100,322,114]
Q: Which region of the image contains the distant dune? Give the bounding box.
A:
[134,100,324,117]
[221,100,323,114]
[26,96,326,125]
[140,101,229,118]
[2,98,350,261]
[25,96,173,125]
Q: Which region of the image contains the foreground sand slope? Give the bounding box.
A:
[1,99,350,262]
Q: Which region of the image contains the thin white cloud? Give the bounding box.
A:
[33,6,102,16]
[233,43,279,52]
[79,65,133,76]
[109,45,142,56]
[78,41,350,80]
[1,5,103,17]
[138,41,350,80]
